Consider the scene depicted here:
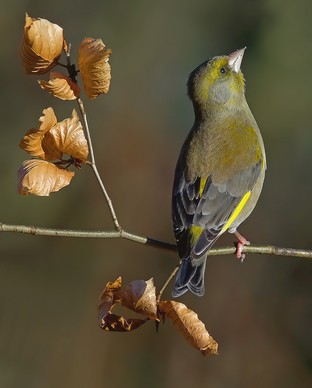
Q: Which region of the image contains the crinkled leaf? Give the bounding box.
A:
[47,110,88,162]
[100,313,148,332]
[78,37,112,99]
[20,107,61,160]
[98,277,122,321]
[20,14,64,74]
[20,108,88,162]
[18,160,74,196]
[120,279,157,319]
[38,72,80,100]
[98,277,151,332]
[159,300,218,356]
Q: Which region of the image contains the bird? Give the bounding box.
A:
[172,48,266,297]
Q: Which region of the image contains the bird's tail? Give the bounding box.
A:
[172,257,207,297]
[172,228,221,297]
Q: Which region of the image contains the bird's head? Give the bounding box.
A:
[187,48,246,113]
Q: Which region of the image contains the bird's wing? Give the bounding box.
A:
[172,160,263,260]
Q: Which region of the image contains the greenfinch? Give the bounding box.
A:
[172,48,266,297]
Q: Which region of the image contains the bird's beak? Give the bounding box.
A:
[228,47,246,73]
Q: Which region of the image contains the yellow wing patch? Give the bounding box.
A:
[189,225,203,245]
[220,191,251,234]
[199,177,208,197]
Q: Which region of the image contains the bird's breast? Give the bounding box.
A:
[185,115,263,184]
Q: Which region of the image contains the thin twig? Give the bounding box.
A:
[157,263,180,303]
[63,46,121,231]
[77,98,96,164]
[1,222,312,259]
[76,97,121,231]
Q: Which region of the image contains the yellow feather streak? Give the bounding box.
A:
[199,177,208,196]
[189,225,203,245]
[221,191,251,234]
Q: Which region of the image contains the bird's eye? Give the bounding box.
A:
[220,67,226,74]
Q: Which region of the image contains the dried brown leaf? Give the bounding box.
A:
[38,72,80,100]
[120,278,157,319]
[98,277,122,321]
[100,313,148,332]
[20,109,88,162]
[159,300,218,356]
[20,107,61,160]
[47,110,88,162]
[17,160,74,196]
[20,14,64,74]
[98,277,151,332]
[63,39,69,55]
[78,37,112,99]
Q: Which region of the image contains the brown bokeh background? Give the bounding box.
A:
[0,0,311,387]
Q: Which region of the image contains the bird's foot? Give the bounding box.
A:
[234,231,250,262]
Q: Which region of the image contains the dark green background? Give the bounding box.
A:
[1,0,311,387]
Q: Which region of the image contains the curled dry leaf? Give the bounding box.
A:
[18,159,74,196]
[98,277,153,332]
[98,277,122,321]
[20,108,88,162]
[38,72,80,100]
[120,278,157,319]
[20,107,61,161]
[20,14,64,74]
[159,300,219,356]
[47,110,88,162]
[78,38,112,99]
[100,314,148,332]
[63,39,69,56]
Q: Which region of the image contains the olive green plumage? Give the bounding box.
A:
[172,48,266,297]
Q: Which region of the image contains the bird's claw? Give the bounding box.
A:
[234,232,250,262]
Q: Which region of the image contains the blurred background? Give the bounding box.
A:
[0,0,311,387]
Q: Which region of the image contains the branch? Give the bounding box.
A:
[205,245,312,259]
[0,222,175,252]
[1,222,311,259]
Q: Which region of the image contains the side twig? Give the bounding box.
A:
[64,46,121,231]
[77,98,121,231]
[157,263,180,303]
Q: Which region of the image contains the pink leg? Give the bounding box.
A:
[234,231,250,262]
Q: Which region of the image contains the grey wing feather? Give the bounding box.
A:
[172,161,263,260]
